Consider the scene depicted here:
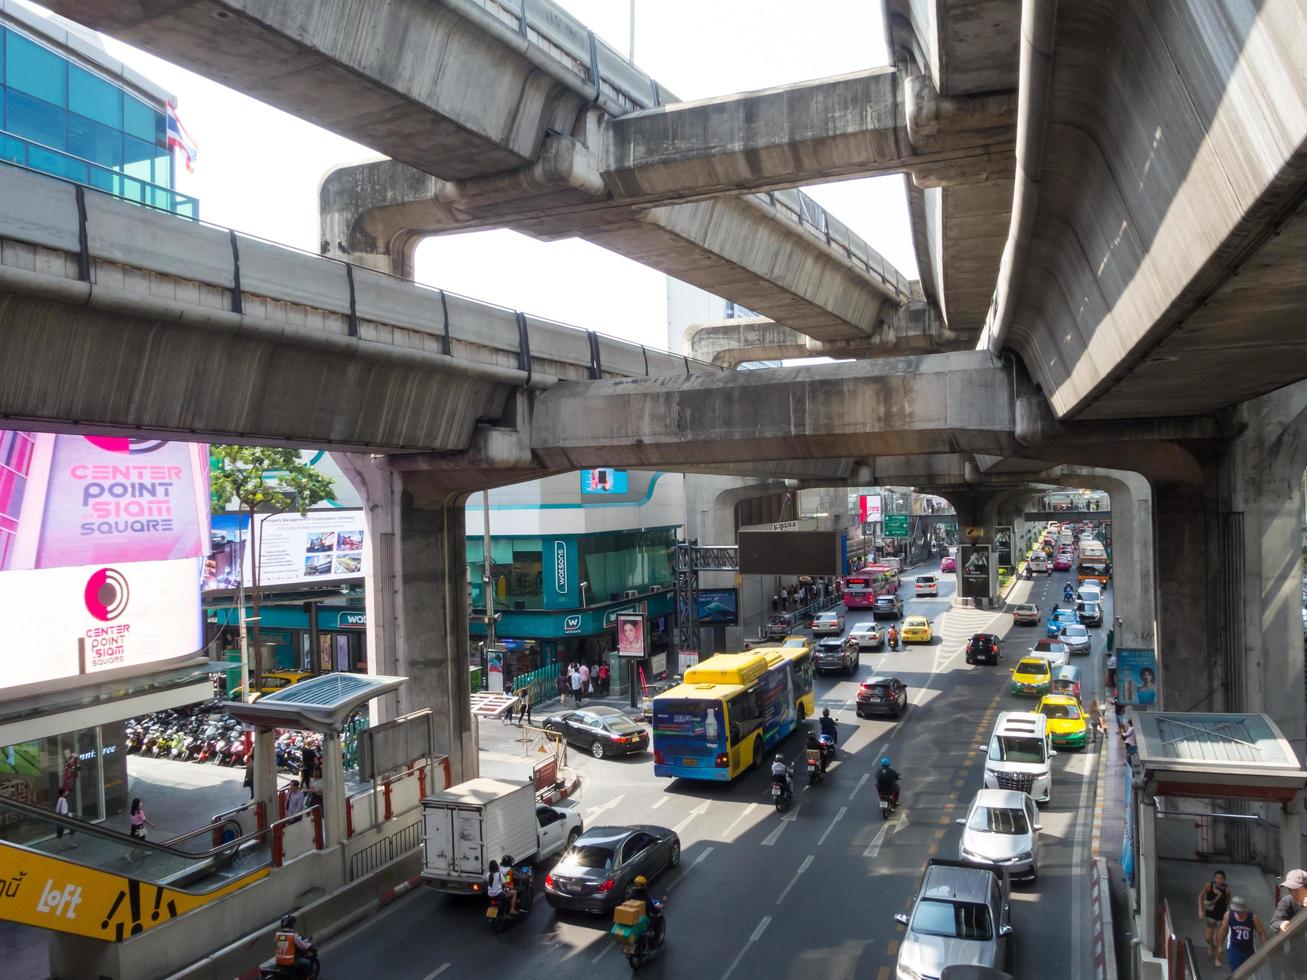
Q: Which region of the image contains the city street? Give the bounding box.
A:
[321,562,1115,980]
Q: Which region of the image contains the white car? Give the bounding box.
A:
[956,789,1042,881]
[1027,553,1050,574]
[914,575,939,597]
[847,621,884,650]
[1059,623,1092,656]
[1077,583,1103,604]
[811,609,845,636]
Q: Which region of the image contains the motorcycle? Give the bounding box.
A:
[878,786,899,821]
[887,630,899,651]
[258,942,320,979]
[486,864,534,932]
[612,896,667,970]
[770,765,794,812]
[1063,585,1075,602]
[806,733,836,784]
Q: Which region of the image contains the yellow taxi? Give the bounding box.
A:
[900,615,933,644]
[1009,657,1052,697]
[230,669,313,701]
[780,634,813,656]
[1036,693,1089,748]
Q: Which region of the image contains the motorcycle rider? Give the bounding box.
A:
[630,875,665,945]
[486,859,518,915]
[805,730,825,775]
[818,709,838,770]
[272,914,315,979]
[887,625,898,650]
[1063,582,1075,601]
[770,753,792,797]
[875,757,901,808]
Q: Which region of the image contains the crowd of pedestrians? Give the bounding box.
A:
[771,577,841,612]
[554,659,612,706]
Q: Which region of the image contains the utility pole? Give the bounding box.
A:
[482,489,495,690]
[628,0,636,61]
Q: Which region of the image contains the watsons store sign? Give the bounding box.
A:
[554,540,568,593]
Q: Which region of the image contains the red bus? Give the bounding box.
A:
[843,564,900,609]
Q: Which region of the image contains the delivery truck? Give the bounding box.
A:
[420,777,583,894]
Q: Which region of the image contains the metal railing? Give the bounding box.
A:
[0,129,198,217]
[348,818,421,881]
[511,661,561,705]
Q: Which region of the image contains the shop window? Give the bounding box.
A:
[68,64,121,128]
[5,31,66,107]
[5,87,65,149]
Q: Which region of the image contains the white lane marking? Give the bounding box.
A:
[591,938,615,964]
[816,806,847,847]
[672,800,710,835]
[663,845,713,896]
[722,802,758,839]
[422,965,450,980]
[650,797,668,810]
[584,793,626,820]
[849,773,869,800]
[720,915,772,980]
[862,810,909,859]
[760,803,801,847]
[1069,727,1100,979]
[694,845,714,866]
[775,854,814,905]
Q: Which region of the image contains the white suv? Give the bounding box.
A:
[914,575,939,597]
[982,712,1055,805]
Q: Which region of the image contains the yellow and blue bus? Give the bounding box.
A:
[651,648,814,781]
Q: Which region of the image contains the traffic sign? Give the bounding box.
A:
[882,514,909,538]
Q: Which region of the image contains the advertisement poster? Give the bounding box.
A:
[858,494,882,525]
[995,526,1013,567]
[0,432,207,693]
[1117,649,1158,707]
[696,588,738,624]
[616,613,646,658]
[580,468,628,495]
[958,544,992,599]
[204,509,368,591]
[678,651,700,675]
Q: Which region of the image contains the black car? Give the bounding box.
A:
[1077,601,1104,627]
[856,676,908,718]
[871,595,904,620]
[542,706,649,758]
[814,636,859,676]
[544,825,681,913]
[965,633,1003,666]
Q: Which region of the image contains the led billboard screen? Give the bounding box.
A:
[204,509,368,591]
[580,469,628,495]
[696,588,738,624]
[738,530,841,576]
[0,433,208,694]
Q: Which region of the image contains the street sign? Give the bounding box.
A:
[882,514,909,538]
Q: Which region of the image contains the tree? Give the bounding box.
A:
[210,446,335,694]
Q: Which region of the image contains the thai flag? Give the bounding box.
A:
[166,100,198,173]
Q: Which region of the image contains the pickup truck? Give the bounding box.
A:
[420,777,582,894]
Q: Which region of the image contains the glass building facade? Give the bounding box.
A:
[0,18,196,216]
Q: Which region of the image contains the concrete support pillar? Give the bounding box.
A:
[252,727,277,818]
[940,489,1001,608]
[320,732,347,848]
[1282,792,1304,873]
[1106,473,1156,652]
[1139,794,1159,954]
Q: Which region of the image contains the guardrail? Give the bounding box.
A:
[348,819,421,881]
[1156,898,1192,980]
[344,760,448,840]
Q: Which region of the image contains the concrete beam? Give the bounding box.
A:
[602,68,1015,202]
[530,351,1018,469]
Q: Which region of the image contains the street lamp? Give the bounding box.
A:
[579,581,590,608]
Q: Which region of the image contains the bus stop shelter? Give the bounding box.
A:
[1130,712,1307,968]
[225,673,407,847]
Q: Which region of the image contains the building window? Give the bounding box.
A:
[5,30,66,107]
[467,537,546,609]
[578,528,676,601]
[68,63,121,128]
[122,93,158,144]
[5,86,64,149]
[67,112,121,168]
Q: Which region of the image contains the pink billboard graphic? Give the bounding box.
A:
[1,434,209,571]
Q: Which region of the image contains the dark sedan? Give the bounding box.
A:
[856,675,908,719]
[965,633,1003,666]
[541,706,649,759]
[814,636,859,676]
[544,825,680,913]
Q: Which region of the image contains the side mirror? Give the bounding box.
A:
[894,913,909,927]
[1049,750,1059,757]
[955,818,966,825]
[999,923,1014,937]
[1033,824,1043,831]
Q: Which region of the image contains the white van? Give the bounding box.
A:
[1027,553,1050,575]
[983,712,1055,805]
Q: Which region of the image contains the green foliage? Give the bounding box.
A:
[209,446,335,517]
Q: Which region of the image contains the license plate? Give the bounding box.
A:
[681,757,697,767]
[485,907,498,918]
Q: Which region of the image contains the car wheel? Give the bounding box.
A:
[668,840,681,868]
[590,740,605,759]
[567,828,581,848]
[752,741,762,770]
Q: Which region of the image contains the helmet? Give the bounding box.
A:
[775,754,784,762]
[880,757,891,767]
[501,855,514,868]
[633,875,648,888]
[280,914,297,929]
[822,708,831,718]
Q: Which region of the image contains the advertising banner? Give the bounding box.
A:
[995,526,1013,567]
[696,588,738,624]
[1117,649,1158,707]
[958,544,993,599]
[0,432,208,696]
[858,494,882,525]
[580,469,628,495]
[616,613,646,658]
[203,509,368,591]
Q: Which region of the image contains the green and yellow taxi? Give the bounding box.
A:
[900,615,933,644]
[1009,656,1052,697]
[1036,693,1089,748]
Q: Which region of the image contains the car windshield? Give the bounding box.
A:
[1017,660,1049,676]
[875,597,896,607]
[866,685,891,697]
[1063,626,1088,638]
[816,613,837,622]
[910,899,994,941]
[781,638,806,647]
[1041,702,1081,720]
[1033,642,1065,654]
[990,735,1046,764]
[564,845,615,871]
[968,805,1029,835]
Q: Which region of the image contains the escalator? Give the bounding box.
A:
[0,796,270,941]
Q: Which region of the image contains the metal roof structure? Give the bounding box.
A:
[1134,712,1307,802]
[223,673,407,733]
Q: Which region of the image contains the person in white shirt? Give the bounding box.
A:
[286,781,306,821]
[570,666,583,705]
[579,663,591,697]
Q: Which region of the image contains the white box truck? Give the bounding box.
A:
[420,777,582,894]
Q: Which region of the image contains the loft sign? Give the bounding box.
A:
[554,540,568,593]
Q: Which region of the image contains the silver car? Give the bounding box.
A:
[895,859,1013,980]
[1059,623,1091,656]
[956,789,1041,881]
[811,610,845,635]
[848,621,884,650]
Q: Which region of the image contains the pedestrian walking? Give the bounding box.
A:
[1216,897,1267,973]
[516,682,532,726]
[1271,868,1307,934]
[300,742,317,791]
[557,666,569,701]
[579,662,591,697]
[1112,698,1127,735]
[1197,870,1231,965]
[570,665,583,706]
[125,797,155,861]
[285,780,306,822]
[1087,700,1104,743]
[54,787,75,846]
[1105,651,1118,696]
[243,758,255,800]
[1122,718,1138,764]
[597,661,610,696]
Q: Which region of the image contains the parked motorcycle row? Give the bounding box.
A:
[124,701,323,774]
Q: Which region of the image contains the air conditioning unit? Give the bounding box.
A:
[647,586,661,595]
[623,589,640,599]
